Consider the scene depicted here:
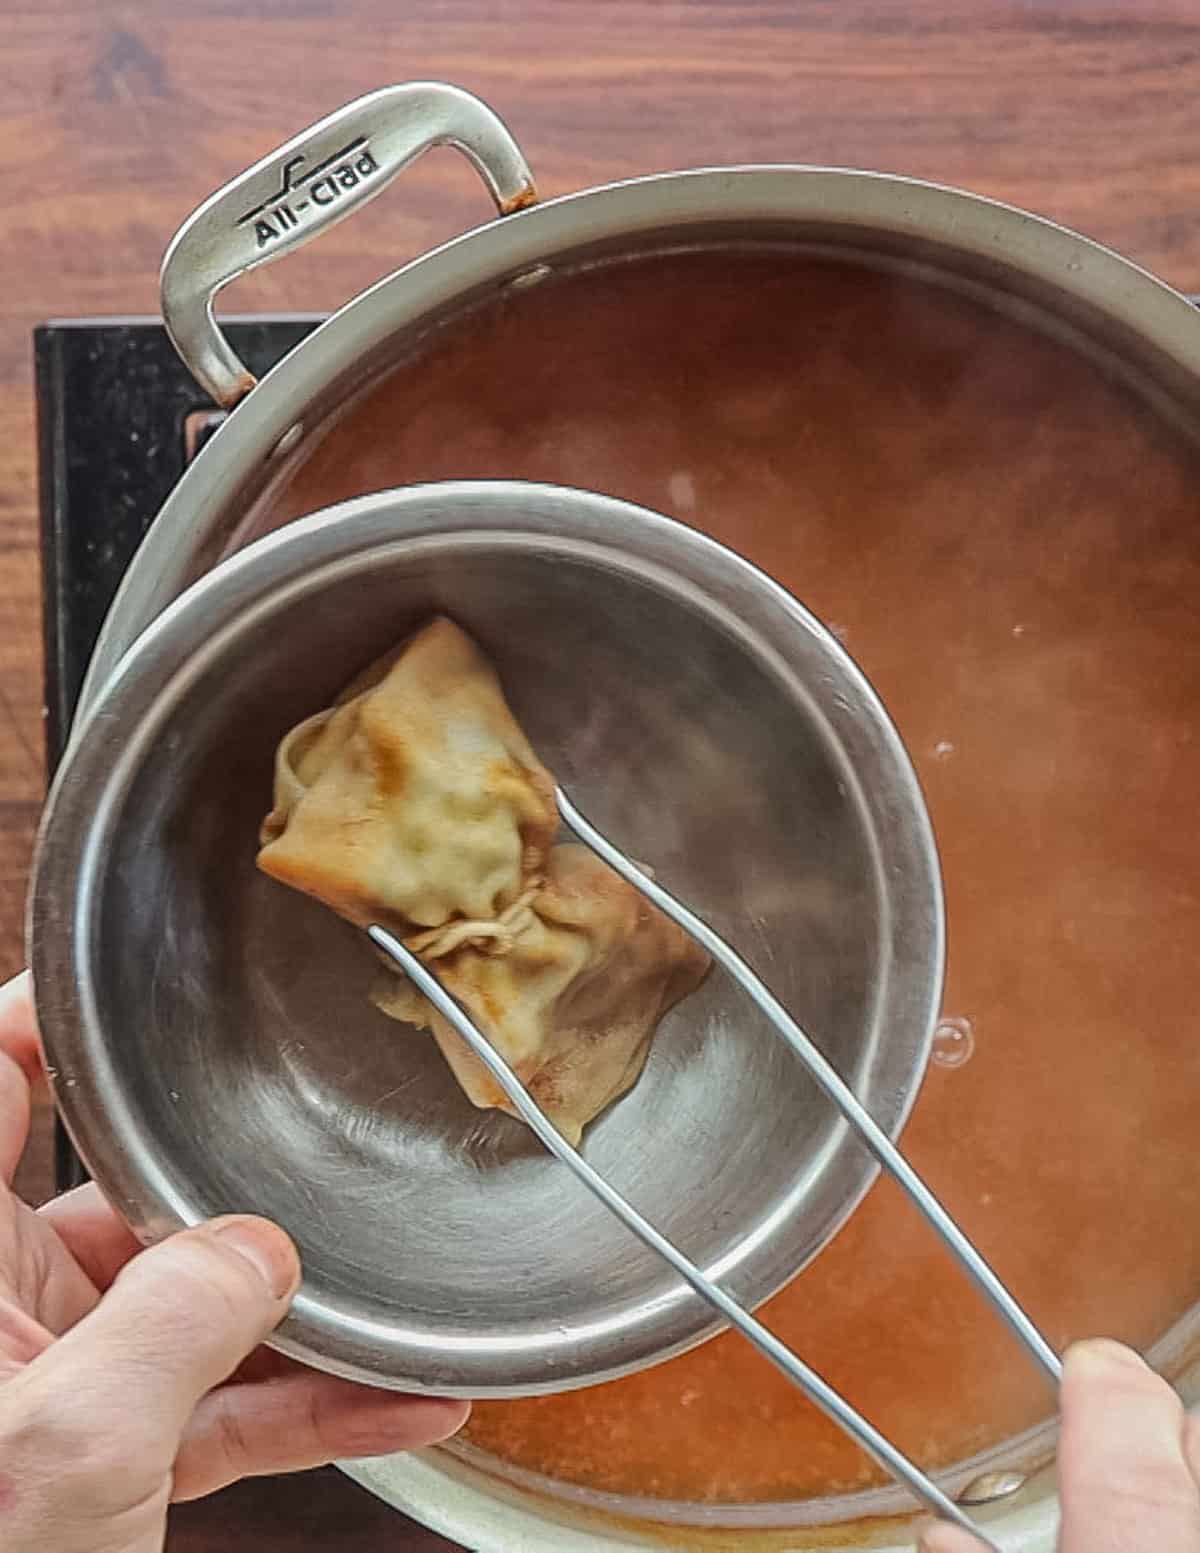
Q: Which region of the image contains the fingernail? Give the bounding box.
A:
[384,1396,472,1435]
[396,1396,471,1429]
[1065,1337,1149,1375]
[210,1216,299,1300]
[0,970,32,1006]
[345,1396,472,1455]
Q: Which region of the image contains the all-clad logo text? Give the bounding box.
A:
[237,136,381,248]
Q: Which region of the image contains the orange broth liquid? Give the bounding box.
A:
[274,250,1200,1504]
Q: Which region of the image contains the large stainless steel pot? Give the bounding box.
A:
[32,82,1200,1552]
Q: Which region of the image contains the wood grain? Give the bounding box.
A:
[3,1,1200,1545]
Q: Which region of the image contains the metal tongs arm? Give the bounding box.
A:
[370,786,1066,1549]
[556,790,1063,1390]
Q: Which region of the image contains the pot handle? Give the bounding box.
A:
[160,83,537,409]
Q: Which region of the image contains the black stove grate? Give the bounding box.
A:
[34,314,463,1551]
[36,317,319,1190]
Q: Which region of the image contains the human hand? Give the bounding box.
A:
[0,972,469,1553]
[919,1339,1200,1552]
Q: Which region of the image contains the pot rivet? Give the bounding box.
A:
[507,263,552,292]
[271,422,305,460]
[958,1470,1027,1505]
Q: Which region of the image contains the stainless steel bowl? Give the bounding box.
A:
[30,480,942,1394]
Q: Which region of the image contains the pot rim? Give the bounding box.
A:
[59,156,1200,1547]
[341,1446,1060,1553]
[78,161,1200,721]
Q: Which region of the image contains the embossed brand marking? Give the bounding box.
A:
[237,136,379,249]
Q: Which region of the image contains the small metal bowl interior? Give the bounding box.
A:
[30,481,943,1394]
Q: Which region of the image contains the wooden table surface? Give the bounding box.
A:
[3,0,1200,1545]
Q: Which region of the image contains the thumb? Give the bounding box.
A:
[1057,1339,1200,1553]
[30,1215,300,1461]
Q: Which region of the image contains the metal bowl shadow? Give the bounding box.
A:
[30,481,943,1394]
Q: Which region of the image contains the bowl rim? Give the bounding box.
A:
[30,479,945,1393]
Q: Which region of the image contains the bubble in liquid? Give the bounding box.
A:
[933,1015,976,1069]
